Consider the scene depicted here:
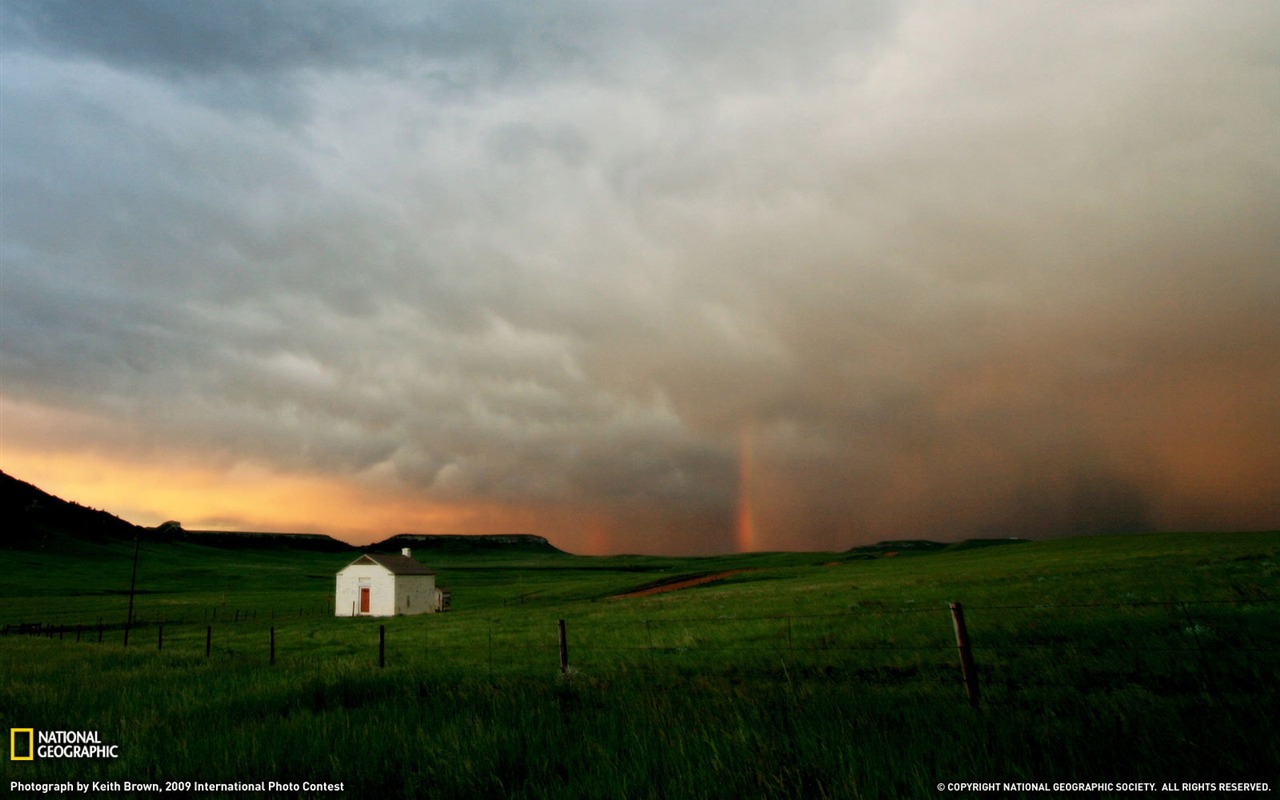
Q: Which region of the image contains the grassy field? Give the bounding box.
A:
[2,532,1277,798]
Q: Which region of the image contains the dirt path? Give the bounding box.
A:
[612,569,757,599]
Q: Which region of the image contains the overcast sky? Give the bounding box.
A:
[2,1,1277,554]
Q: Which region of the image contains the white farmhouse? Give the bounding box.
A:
[334,548,448,617]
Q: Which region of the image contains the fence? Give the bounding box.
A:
[4,597,1276,707]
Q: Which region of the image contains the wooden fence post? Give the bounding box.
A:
[158,624,163,651]
[97,623,103,643]
[206,626,212,658]
[76,624,82,643]
[558,619,569,674]
[270,626,276,666]
[379,625,386,669]
[949,602,980,708]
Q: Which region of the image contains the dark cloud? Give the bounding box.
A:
[2,0,516,75]
[2,1,1276,552]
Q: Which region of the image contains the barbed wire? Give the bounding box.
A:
[4,593,1275,629]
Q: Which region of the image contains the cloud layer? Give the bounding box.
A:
[2,1,1277,553]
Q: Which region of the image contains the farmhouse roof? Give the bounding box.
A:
[347,553,436,575]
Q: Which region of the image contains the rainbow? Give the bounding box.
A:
[734,420,756,552]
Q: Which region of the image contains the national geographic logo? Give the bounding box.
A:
[10,729,33,761]
[9,729,119,760]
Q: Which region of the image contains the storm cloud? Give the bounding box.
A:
[2,1,1277,553]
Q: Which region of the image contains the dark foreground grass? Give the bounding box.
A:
[3,639,1275,800]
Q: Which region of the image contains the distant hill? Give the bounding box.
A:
[0,470,145,549]
[0,471,352,552]
[166,529,354,552]
[0,470,567,554]
[846,538,1031,558]
[370,533,566,555]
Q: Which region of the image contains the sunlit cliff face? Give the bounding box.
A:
[2,1,1277,553]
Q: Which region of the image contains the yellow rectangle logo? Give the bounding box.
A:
[10,728,34,761]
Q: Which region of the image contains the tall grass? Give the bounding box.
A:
[4,637,1275,798]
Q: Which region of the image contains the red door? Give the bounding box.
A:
[359,588,370,613]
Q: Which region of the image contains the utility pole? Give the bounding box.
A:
[123,528,142,646]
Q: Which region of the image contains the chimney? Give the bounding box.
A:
[401,547,412,558]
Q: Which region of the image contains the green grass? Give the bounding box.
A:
[3,532,1278,798]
